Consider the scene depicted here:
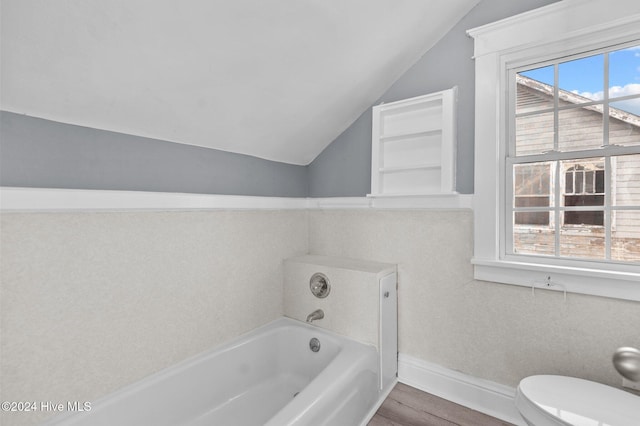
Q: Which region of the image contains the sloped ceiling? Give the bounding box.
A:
[1,0,479,165]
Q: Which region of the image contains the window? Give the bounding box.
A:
[509,44,640,263]
[468,0,640,301]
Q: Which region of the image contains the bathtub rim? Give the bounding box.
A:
[359,376,398,426]
[43,316,379,425]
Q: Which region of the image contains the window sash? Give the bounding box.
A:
[508,39,640,155]
[506,41,640,263]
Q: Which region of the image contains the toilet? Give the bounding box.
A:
[515,375,640,426]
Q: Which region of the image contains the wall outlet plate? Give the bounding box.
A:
[622,378,640,391]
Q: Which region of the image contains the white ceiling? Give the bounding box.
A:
[1,0,479,165]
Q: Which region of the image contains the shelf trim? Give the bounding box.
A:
[375,91,448,112]
[379,128,442,141]
[379,163,441,173]
[367,192,460,198]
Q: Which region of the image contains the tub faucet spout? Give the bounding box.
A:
[306,309,324,323]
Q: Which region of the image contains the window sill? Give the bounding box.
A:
[472,258,640,302]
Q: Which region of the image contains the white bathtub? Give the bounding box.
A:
[44,317,388,426]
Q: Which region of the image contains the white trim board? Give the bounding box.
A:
[0,187,308,212]
[0,187,473,212]
[313,194,473,210]
[397,353,525,426]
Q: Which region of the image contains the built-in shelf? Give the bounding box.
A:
[369,88,457,197]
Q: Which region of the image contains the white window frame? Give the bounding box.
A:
[468,0,640,301]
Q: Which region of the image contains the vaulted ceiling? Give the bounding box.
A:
[1,0,479,165]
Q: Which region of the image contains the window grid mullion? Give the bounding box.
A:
[553,160,561,257]
[603,52,612,260]
[513,205,640,212]
[553,64,560,257]
[506,162,514,257]
[553,63,559,152]
[509,145,640,163]
[603,52,610,148]
[505,71,516,258]
[605,156,612,260]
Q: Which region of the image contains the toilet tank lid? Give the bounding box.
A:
[518,375,640,426]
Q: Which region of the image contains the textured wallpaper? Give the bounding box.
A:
[0,210,308,425]
[308,209,640,388]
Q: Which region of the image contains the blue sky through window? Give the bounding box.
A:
[520,46,640,115]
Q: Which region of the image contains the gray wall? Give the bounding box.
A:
[1,0,560,198]
[0,111,308,197]
[308,0,560,197]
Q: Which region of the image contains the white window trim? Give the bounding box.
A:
[468,0,640,302]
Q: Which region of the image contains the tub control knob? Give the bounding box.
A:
[309,273,330,298]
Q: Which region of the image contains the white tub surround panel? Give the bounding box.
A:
[0,210,308,426]
[283,254,398,400]
[308,209,640,390]
[283,255,395,349]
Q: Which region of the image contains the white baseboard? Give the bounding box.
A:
[398,354,525,426]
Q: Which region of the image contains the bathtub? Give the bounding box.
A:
[44,317,388,426]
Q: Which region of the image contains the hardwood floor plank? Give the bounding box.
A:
[388,383,513,426]
[368,383,515,426]
[368,414,407,426]
[374,397,457,426]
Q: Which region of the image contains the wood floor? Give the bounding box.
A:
[369,383,514,426]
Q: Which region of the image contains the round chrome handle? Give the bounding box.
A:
[309,273,330,298]
[613,347,640,382]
